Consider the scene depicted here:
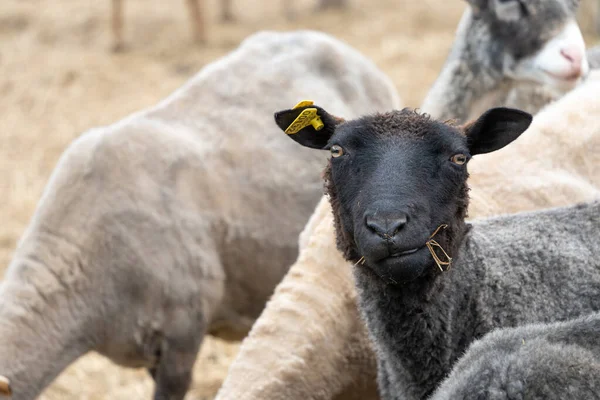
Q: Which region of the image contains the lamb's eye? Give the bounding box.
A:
[450,154,467,165]
[330,145,344,158]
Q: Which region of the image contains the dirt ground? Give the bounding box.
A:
[0,0,598,399]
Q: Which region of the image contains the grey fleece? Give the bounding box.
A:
[353,200,600,400]
[430,310,600,399]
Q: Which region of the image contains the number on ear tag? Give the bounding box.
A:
[285,108,324,134]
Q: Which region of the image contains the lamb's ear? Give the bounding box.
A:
[463,107,532,156]
[274,101,344,150]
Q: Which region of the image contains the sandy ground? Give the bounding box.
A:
[1,0,598,399]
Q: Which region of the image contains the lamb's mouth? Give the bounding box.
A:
[389,246,423,258]
[540,68,585,85]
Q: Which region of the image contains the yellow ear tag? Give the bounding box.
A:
[285,108,325,135]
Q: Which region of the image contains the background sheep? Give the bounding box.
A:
[421,0,590,121]
[0,29,399,400]
[273,101,600,400]
[110,0,349,51]
[430,312,600,400]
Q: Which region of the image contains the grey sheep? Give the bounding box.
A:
[430,312,600,400]
[272,102,600,400]
[422,0,590,121]
[0,30,400,400]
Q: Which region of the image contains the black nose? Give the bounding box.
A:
[365,211,408,238]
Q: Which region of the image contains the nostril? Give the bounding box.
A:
[560,47,583,67]
[561,48,575,63]
[365,213,408,238]
[390,214,408,236]
[365,215,387,237]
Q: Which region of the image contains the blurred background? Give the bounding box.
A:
[1,0,599,398]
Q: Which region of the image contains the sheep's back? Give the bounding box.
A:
[467,71,600,220]
[462,199,600,331]
[8,30,402,338]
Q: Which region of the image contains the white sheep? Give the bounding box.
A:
[215,1,600,397]
[0,29,400,400]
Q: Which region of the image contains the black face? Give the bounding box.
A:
[327,114,471,282]
[274,104,533,284]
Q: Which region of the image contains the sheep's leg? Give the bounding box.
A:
[220,0,234,22]
[111,0,125,52]
[186,0,206,44]
[150,330,204,400]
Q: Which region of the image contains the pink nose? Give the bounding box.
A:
[560,46,584,77]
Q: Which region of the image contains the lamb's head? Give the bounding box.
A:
[275,103,532,283]
[465,0,589,90]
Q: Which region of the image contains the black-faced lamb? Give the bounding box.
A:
[273,102,600,400]
[214,1,597,398]
[430,311,600,400]
[0,30,400,400]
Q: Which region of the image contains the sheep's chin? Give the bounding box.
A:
[366,247,430,284]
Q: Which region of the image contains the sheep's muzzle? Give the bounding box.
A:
[0,376,11,396]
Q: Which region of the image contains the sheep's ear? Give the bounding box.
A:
[463,107,532,156]
[274,101,344,149]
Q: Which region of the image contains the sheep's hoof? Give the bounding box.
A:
[0,376,11,396]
